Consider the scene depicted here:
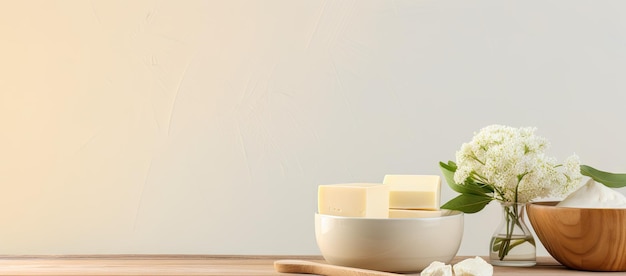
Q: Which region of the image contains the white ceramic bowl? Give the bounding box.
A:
[315,211,464,273]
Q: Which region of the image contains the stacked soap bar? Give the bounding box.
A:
[317,175,442,218]
[384,175,442,218]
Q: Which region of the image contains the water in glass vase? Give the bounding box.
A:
[489,234,536,267]
[489,202,536,266]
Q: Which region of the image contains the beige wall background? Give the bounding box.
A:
[1,0,626,256]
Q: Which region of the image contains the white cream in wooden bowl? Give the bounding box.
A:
[556,179,626,208]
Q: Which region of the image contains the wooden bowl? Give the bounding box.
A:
[527,201,626,271]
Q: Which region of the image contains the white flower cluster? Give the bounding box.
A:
[454,125,582,203]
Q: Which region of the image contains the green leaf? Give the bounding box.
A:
[476,181,495,193]
[581,165,626,188]
[440,161,459,189]
[441,193,494,213]
[439,161,493,196]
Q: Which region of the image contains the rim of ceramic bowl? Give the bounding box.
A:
[315,210,463,221]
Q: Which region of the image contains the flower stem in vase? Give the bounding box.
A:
[489,202,536,267]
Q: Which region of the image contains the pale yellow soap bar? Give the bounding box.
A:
[318,183,389,218]
[383,175,441,210]
[388,209,445,218]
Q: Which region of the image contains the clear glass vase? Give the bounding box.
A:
[489,202,536,267]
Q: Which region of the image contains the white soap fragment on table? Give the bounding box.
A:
[318,183,389,218]
[453,256,493,276]
[420,261,452,276]
[383,175,441,210]
[388,209,445,218]
[557,179,626,208]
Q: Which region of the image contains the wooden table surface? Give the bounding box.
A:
[0,255,619,275]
